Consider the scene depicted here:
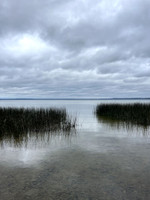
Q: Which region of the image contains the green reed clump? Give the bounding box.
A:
[0,107,76,138]
[96,103,150,126]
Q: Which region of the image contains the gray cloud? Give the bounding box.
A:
[0,0,150,98]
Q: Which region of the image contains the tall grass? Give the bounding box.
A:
[0,107,76,140]
[95,103,150,126]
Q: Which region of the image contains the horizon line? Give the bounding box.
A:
[1,97,150,100]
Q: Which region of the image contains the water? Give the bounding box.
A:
[0,100,150,200]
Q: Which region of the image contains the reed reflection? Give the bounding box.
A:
[96,116,150,137]
[0,130,76,148]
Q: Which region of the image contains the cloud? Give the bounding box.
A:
[0,0,150,98]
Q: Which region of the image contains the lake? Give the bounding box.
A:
[0,100,150,200]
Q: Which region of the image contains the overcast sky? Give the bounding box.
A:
[0,0,150,98]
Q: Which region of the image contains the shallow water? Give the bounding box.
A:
[0,100,150,200]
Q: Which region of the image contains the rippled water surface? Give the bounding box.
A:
[0,100,150,200]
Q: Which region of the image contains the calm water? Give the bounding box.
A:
[0,100,150,200]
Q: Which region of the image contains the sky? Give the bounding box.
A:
[0,0,150,98]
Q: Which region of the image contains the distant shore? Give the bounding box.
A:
[1,98,150,100]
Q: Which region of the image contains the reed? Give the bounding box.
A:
[0,107,76,139]
[95,103,150,126]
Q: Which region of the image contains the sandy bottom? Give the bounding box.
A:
[0,134,150,200]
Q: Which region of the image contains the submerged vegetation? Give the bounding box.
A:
[0,107,76,141]
[96,103,150,127]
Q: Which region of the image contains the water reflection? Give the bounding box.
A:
[96,116,150,137]
[0,130,76,148]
